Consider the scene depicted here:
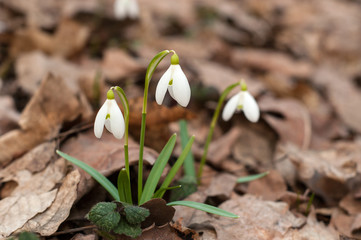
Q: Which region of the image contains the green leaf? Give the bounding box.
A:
[169,175,197,201]
[179,120,196,177]
[18,232,39,240]
[113,220,142,238]
[154,185,181,198]
[56,150,119,201]
[139,134,177,205]
[124,205,150,224]
[156,136,195,198]
[237,171,269,183]
[145,50,170,83]
[167,201,239,218]
[87,202,121,232]
[117,169,133,204]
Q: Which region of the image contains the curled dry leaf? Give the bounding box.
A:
[0,73,91,167]
[0,190,58,238]
[205,173,237,202]
[18,170,81,236]
[259,97,312,149]
[140,198,176,229]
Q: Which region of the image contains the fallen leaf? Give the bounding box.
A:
[71,233,96,240]
[259,97,312,149]
[247,170,287,201]
[0,74,91,167]
[101,48,143,81]
[0,190,57,238]
[0,96,19,135]
[140,198,176,229]
[18,170,81,236]
[205,173,237,203]
[340,194,361,215]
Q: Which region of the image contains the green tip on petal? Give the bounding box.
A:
[107,89,115,99]
[240,81,248,91]
[171,53,179,65]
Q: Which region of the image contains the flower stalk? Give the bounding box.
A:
[197,82,241,183]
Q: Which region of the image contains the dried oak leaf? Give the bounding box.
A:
[140,198,176,229]
[0,74,90,167]
[205,173,237,203]
[259,97,312,149]
[18,170,81,236]
[0,96,19,135]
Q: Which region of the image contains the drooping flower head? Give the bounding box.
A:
[114,0,139,20]
[155,52,191,107]
[94,89,125,139]
[222,81,260,122]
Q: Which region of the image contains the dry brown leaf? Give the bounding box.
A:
[0,142,56,183]
[10,19,89,58]
[0,96,19,135]
[185,194,306,239]
[71,233,96,240]
[102,48,143,81]
[259,97,312,149]
[230,49,314,78]
[340,194,361,215]
[205,173,237,202]
[18,170,81,236]
[140,198,176,229]
[286,142,361,205]
[232,121,278,169]
[331,208,354,237]
[247,170,287,201]
[0,74,91,167]
[0,190,57,238]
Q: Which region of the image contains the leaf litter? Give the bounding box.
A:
[1,0,361,239]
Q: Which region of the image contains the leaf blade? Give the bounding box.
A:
[236,171,269,183]
[139,134,177,205]
[167,201,239,218]
[56,150,120,201]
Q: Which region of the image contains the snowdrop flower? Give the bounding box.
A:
[222,83,260,123]
[155,53,191,107]
[114,0,139,20]
[94,90,125,139]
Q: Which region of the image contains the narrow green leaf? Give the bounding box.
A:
[117,169,133,204]
[236,171,269,183]
[139,134,177,205]
[145,50,170,83]
[124,205,150,224]
[18,232,39,240]
[179,120,196,177]
[167,201,239,218]
[169,176,197,201]
[154,185,181,198]
[87,202,121,232]
[56,150,119,201]
[156,136,195,198]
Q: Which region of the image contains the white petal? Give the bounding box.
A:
[128,0,139,19]
[108,100,125,139]
[155,65,172,105]
[243,91,260,122]
[105,119,112,133]
[172,65,191,107]
[168,84,175,99]
[94,100,109,138]
[114,0,127,19]
[222,93,241,121]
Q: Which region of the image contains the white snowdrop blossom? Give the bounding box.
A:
[114,0,139,20]
[155,53,191,107]
[222,89,260,123]
[94,90,125,139]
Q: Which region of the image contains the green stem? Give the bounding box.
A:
[197,82,241,184]
[138,50,171,202]
[113,86,132,204]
